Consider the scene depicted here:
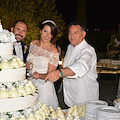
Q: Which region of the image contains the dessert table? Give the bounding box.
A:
[97,59,120,81]
[62,109,85,120]
[97,59,120,73]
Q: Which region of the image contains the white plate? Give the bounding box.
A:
[85,100,108,107]
[98,106,120,113]
[97,106,120,119]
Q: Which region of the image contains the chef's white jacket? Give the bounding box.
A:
[63,39,99,107]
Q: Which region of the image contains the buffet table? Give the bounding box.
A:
[97,59,120,80]
[97,59,120,74]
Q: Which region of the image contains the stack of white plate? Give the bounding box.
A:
[97,106,120,120]
[85,100,108,120]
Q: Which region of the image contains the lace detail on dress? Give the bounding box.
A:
[29,42,59,67]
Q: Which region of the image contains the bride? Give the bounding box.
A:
[26,20,59,109]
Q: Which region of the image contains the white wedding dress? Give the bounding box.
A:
[27,42,59,109]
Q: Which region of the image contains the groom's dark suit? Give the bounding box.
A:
[13,41,29,63]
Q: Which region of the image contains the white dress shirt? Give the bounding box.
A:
[63,39,99,107]
[14,42,23,61]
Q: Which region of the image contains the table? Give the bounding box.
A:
[97,59,120,81]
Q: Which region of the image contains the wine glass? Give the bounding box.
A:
[27,58,33,77]
[28,64,33,76]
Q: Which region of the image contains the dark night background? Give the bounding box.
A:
[56,0,120,30]
[55,0,120,57]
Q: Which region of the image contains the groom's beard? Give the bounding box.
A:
[15,34,24,42]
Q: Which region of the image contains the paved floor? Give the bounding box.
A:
[57,73,119,108]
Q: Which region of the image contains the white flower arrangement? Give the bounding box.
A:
[0,29,16,43]
[0,103,39,119]
[0,23,16,43]
[0,80,27,91]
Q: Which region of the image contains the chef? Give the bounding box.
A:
[45,21,99,107]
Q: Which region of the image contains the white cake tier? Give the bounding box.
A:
[0,93,38,112]
[0,67,26,82]
[0,43,13,57]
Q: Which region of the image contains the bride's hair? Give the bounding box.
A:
[40,19,58,43]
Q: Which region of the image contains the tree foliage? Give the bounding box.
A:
[0,0,65,46]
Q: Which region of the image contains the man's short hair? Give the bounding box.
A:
[68,21,86,31]
[12,20,28,29]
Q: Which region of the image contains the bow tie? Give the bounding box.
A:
[14,42,21,46]
[17,41,21,43]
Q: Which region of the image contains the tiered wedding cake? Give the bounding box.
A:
[0,22,42,120]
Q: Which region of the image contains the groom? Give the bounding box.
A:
[11,20,29,63]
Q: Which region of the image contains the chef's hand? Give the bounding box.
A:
[45,70,60,82]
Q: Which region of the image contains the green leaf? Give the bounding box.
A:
[0,0,65,47]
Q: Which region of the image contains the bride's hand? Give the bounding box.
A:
[32,71,40,79]
[26,62,33,70]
